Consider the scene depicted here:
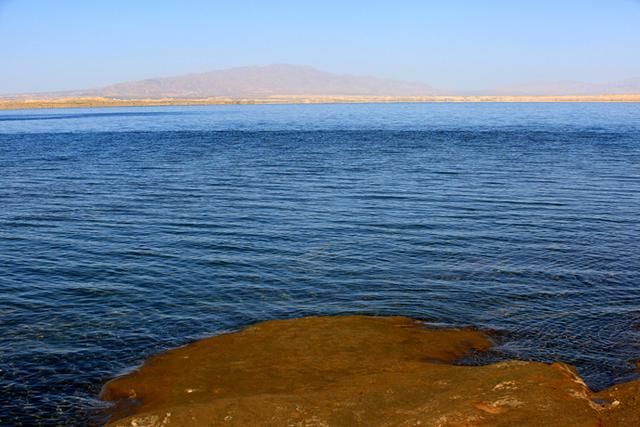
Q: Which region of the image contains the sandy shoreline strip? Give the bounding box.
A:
[101,315,640,427]
[2,94,640,110]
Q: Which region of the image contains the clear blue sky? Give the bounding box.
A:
[1,0,639,94]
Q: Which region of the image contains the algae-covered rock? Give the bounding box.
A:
[101,316,639,426]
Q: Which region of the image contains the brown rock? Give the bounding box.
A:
[101,316,640,426]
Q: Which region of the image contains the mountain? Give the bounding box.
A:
[84,64,436,98]
[491,78,640,96]
[5,65,638,100]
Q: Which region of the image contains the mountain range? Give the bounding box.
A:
[83,64,436,98]
[4,64,640,99]
[490,78,640,96]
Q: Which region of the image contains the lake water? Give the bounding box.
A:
[1,103,640,425]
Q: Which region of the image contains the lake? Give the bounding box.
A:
[1,103,639,425]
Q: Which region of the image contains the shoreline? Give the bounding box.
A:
[101,315,640,427]
[2,94,640,110]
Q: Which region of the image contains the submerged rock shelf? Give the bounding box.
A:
[101,316,640,426]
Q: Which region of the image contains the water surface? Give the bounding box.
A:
[1,103,639,425]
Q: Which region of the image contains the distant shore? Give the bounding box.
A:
[2,94,640,110]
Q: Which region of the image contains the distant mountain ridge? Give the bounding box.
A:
[85,64,436,98]
[3,65,639,99]
[492,77,640,96]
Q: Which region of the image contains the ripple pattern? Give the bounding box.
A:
[1,104,640,425]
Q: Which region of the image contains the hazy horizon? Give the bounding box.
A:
[1,0,639,95]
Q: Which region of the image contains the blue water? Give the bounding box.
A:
[1,103,640,425]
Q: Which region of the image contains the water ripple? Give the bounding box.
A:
[1,105,640,425]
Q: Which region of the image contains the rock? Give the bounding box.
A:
[101,316,640,426]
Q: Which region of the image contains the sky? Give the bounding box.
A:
[1,0,639,94]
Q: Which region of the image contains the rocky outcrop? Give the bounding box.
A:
[101,316,640,426]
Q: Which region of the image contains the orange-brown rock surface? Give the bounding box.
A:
[101,316,640,426]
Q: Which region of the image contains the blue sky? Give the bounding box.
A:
[1,0,639,94]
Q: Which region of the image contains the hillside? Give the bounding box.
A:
[85,64,436,98]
